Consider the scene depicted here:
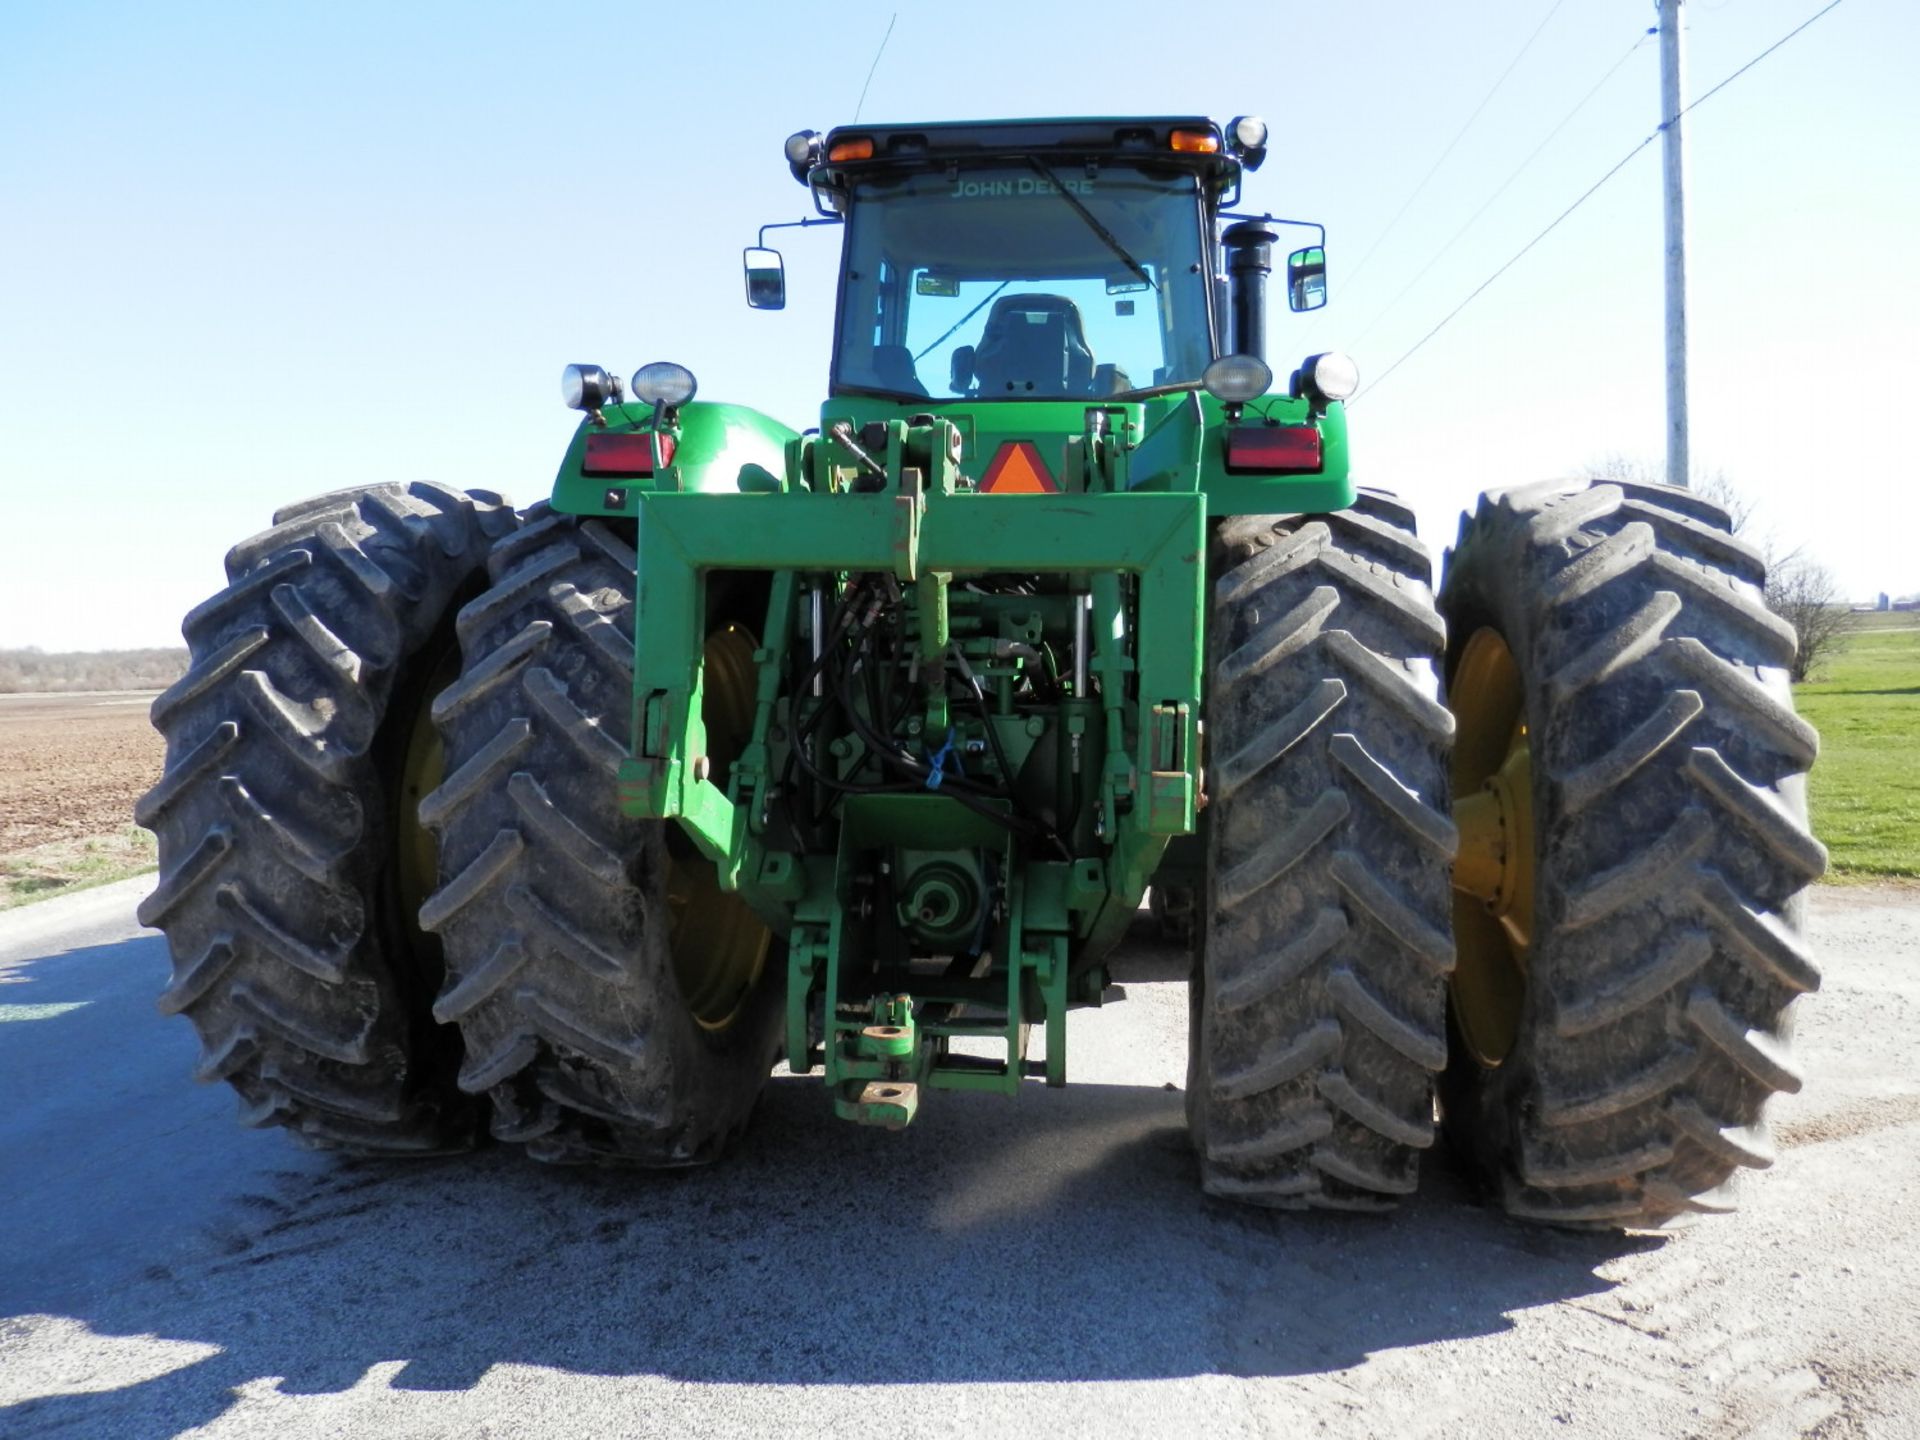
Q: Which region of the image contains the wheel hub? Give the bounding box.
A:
[1448,627,1535,1067]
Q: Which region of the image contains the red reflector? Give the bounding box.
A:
[583,431,676,476]
[1224,424,1321,474]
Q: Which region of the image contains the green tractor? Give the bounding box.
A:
[138,115,1823,1225]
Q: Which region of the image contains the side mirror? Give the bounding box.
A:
[743,247,786,310]
[1286,246,1327,312]
[949,345,975,395]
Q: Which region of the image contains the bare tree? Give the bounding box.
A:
[1765,553,1850,683]
[1689,468,1758,537]
[1581,454,1847,680]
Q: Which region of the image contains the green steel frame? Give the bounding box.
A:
[557,397,1350,1123]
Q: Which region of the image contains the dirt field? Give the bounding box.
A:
[0,693,163,850]
[0,693,163,904]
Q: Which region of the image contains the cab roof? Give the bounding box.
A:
[810,116,1242,190]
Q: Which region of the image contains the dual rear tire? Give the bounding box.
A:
[141,490,780,1161]
[1189,479,1822,1224]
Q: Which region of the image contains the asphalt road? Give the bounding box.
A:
[3,878,1917,1439]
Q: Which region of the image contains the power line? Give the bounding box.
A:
[1352,0,1847,403]
[1338,0,1572,301]
[1347,30,1654,352]
[1668,0,1842,124]
[852,13,898,124]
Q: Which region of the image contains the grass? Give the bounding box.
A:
[1795,612,1920,880]
[0,827,158,910]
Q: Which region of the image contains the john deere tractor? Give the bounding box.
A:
[139,116,1824,1225]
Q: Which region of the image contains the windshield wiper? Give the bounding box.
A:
[1027,158,1156,292]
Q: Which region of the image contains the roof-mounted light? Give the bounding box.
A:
[1228,114,1269,170]
[1169,128,1220,154]
[828,136,874,162]
[784,129,821,184]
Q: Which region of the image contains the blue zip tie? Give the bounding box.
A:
[925,726,960,790]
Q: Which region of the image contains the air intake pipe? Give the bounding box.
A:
[1221,221,1278,364]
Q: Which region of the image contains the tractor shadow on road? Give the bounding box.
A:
[2,931,1664,1435]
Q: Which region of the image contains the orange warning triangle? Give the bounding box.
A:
[979,440,1058,494]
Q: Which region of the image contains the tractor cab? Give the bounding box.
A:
[825,152,1217,402]
[748,118,1327,407]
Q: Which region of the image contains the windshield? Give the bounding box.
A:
[834,162,1216,401]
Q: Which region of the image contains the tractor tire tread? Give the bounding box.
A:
[137,481,514,1151]
[1438,478,1823,1228]
[421,505,780,1166]
[1193,490,1454,1209]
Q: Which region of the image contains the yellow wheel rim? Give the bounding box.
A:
[667,622,772,1033]
[1448,627,1535,1067]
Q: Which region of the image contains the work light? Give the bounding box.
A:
[1203,354,1273,405]
[631,361,698,410]
[561,364,621,412]
[1295,352,1359,404]
[1228,114,1268,170]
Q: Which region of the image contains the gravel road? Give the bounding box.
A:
[2,879,1915,1438]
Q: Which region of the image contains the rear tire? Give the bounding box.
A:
[1189,490,1456,1210]
[420,507,784,1164]
[137,481,515,1151]
[1438,479,1825,1226]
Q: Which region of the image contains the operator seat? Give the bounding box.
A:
[970,294,1095,396]
[871,344,928,397]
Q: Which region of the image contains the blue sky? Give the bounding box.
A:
[1,0,1911,649]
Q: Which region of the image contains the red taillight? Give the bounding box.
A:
[1224,424,1322,474]
[583,431,676,476]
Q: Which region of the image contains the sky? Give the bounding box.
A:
[1,0,1913,651]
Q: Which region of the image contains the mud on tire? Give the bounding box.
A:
[1189,489,1457,1210]
[419,507,784,1164]
[1438,478,1825,1226]
[137,482,516,1150]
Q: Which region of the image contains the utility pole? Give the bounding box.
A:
[1658,0,1691,488]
